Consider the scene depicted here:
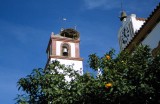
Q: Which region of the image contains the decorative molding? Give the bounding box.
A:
[136,17,146,21]
[49,55,83,61]
[75,43,80,58]
[51,35,80,43]
[52,40,56,55]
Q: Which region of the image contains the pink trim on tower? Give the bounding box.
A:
[49,55,83,61]
[75,43,80,58]
[51,35,80,43]
[136,17,146,21]
[52,39,56,55]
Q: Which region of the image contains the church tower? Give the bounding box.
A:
[46,28,83,75]
[118,3,160,55]
[118,11,146,51]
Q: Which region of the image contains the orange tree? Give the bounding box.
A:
[88,45,160,103]
[16,46,160,104]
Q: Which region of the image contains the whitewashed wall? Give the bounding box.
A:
[56,41,61,56]
[70,43,75,57]
[142,22,160,49]
[131,14,145,33]
[50,58,83,75]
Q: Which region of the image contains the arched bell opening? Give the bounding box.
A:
[61,43,71,57]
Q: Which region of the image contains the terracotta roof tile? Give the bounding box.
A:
[136,17,146,21]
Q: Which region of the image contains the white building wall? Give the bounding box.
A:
[131,14,145,33]
[142,22,160,49]
[56,41,62,56]
[50,58,83,75]
[70,43,75,57]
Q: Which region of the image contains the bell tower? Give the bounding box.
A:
[46,28,83,75]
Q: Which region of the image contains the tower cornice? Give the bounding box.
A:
[51,35,80,43]
[49,55,83,61]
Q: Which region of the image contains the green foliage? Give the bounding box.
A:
[88,46,160,103]
[88,53,100,71]
[16,61,79,104]
[16,46,160,104]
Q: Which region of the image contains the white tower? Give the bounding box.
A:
[46,28,83,75]
[118,11,146,51]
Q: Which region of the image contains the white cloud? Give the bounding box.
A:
[83,0,120,10]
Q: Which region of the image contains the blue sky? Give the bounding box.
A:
[0,0,159,103]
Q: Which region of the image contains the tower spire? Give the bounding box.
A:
[120,0,127,21]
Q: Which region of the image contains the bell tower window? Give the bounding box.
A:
[61,43,70,57]
[62,46,68,56]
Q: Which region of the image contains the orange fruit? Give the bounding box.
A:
[105,83,112,88]
[106,55,111,60]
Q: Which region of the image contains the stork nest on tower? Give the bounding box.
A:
[60,28,80,39]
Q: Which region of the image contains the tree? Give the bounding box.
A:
[16,46,160,104]
[16,60,81,104]
[88,45,160,103]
